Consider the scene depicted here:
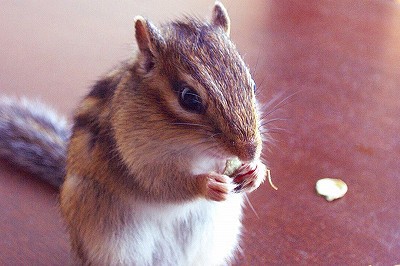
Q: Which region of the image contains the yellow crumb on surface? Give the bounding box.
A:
[316,178,348,201]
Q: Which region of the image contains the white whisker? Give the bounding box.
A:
[244,194,259,218]
[261,90,302,118]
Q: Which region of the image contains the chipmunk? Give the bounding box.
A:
[0,2,269,265]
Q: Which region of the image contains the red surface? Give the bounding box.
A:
[1,0,399,265]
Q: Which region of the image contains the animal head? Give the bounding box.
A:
[112,2,262,173]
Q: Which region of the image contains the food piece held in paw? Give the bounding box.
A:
[316,178,348,201]
[224,158,277,191]
[223,157,242,176]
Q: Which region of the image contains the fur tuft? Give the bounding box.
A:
[0,97,70,188]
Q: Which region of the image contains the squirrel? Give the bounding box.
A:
[0,2,269,265]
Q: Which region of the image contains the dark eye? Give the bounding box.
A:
[178,85,204,114]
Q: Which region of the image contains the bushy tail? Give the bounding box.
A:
[0,97,71,188]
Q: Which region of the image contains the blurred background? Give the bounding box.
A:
[0,0,399,265]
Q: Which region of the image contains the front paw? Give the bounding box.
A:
[201,173,234,202]
[232,161,266,193]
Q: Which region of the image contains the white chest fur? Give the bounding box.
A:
[88,194,244,266]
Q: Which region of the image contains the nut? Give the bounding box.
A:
[316,178,348,201]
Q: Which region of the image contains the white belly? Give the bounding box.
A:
[90,194,244,266]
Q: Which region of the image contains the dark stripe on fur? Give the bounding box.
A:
[73,114,101,150]
[88,78,116,100]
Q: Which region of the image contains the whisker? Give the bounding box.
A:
[260,154,269,164]
[261,127,291,135]
[255,78,268,97]
[244,194,259,218]
[206,132,222,141]
[171,122,210,128]
[261,90,302,118]
[260,117,289,127]
[251,49,261,80]
[188,134,220,149]
[261,134,280,149]
[193,140,214,150]
[201,143,221,154]
[250,56,260,78]
[254,69,271,96]
[250,49,266,92]
[260,154,275,166]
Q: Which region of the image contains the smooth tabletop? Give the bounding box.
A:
[1,0,399,265]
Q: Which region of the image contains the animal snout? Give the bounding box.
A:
[237,140,260,162]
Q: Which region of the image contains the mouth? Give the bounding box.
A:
[190,150,235,175]
[189,138,259,176]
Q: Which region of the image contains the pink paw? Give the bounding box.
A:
[204,173,234,202]
[232,162,266,193]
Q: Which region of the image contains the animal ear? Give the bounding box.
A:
[134,16,164,71]
[211,2,231,36]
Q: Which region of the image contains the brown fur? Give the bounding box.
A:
[60,2,264,263]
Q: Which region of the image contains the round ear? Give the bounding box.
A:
[211,1,231,36]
